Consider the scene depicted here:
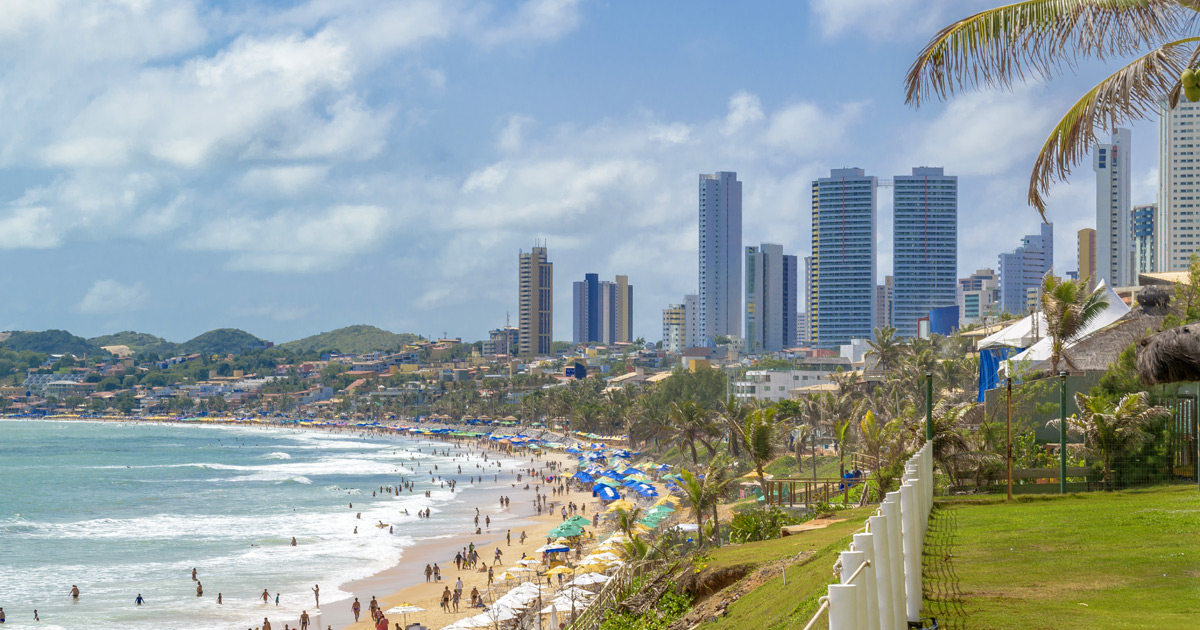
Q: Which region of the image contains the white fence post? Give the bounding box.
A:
[828,584,860,630]
[867,515,894,630]
[882,494,905,630]
[852,532,880,630]
[899,483,920,623]
[839,550,868,630]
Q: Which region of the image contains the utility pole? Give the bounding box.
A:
[1006,377,1013,501]
[1059,371,1068,495]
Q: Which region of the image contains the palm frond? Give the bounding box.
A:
[1028,37,1199,216]
[906,0,1186,106]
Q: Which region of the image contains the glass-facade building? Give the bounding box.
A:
[892,167,957,338]
[745,243,798,353]
[698,172,742,345]
[1133,203,1156,274]
[810,168,877,347]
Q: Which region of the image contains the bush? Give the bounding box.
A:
[728,506,802,543]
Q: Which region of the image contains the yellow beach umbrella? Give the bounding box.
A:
[545,565,574,576]
[494,571,520,582]
[605,500,635,513]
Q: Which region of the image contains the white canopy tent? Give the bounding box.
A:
[1001,281,1130,374]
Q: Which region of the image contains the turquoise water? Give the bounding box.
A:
[0,420,522,629]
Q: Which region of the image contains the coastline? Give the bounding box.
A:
[3,415,595,630]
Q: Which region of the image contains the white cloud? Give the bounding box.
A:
[185,204,391,272]
[763,101,866,156]
[239,166,331,196]
[809,0,978,40]
[0,207,61,249]
[482,0,583,46]
[79,279,149,314]
[498,115,533,153]
[722,90,764,136]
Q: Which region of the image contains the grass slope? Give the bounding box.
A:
[701,506,876,630]
[927,485,1200,629]
[280,325,422,354]
[88,331,171,354]
[1,330,107,357]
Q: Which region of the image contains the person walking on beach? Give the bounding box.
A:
[455,577,463,597]
[262,617,272,630]
[300,610,310,630]
[424,564,432,582]
[451,588,460,612]
[433,563,441,581]
[487,566,494,586]
[352,598,361,622]
[312,584,319,607]
[440,587,451,612]
[507,530,511,546]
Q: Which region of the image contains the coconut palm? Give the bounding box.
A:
[1041,275,1110,375]
[867,326,905,375]
[773,398,809,474]
[1050,391,1170,490]
[678,457,734,547]
[611,506,644,538]
[739,407,782,500]
[915,400,981,486]
[715,395,751,458]
[907,1,1197,218]
[830,416,855,477]
[669,400,719,465]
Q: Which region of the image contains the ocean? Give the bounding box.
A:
[0,419,527,629]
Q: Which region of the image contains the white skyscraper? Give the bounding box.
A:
[1158,100,1200,270]
[683,294,700,349]
[811,168,877,347]
[698,172,742,346]
[1094,128,1133,286]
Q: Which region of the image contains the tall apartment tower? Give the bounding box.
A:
[1094,129,1133,285]
[683,294,700,349]
[698,172,742,345]
[874,276,893,333]
[892,167,958,338]
[1078,228,1097,291]
[744,243,798,353]
[662,304,686,353]
[1158,100,1200,270]
[572,274,634,345]
[1133,203,1156,275]
[518,245,553,356]
[998,223,1053,315]
[811,168,877,347]
[803,255,814,343]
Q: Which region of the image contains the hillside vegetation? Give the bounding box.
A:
[89,331,172,355]
[280,325,422,354]
[1,330,107,357]
[176,328,267,356]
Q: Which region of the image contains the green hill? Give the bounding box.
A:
[280,325,423,354]
[1,330,108,357]
[177,328,269,356]
[89,331,173,355]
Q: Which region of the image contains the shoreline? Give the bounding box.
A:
[3,415,593,630]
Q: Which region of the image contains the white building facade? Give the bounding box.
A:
[1094,129,1133,286]
[698,172,742,345]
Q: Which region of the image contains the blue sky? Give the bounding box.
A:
[0,0,1163,344]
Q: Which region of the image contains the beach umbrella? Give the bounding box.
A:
[517,558,541,566]
[565,515,591,527]
[583,552,621,563]
[507,566,535,573]
[553,537,574,545]
[594,485,620,501]
[544,565,575,576]
[536,543,569,553]
[384,603,424,627]
[494,570,520,582]
[568,573,611,587]
[572,471,594,482]
[604,499,635,512]
[548,523,583,538]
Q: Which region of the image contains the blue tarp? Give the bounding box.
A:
[978,347,1022,402]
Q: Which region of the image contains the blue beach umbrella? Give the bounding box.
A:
[572,472,595,483]
[595,485,621,501]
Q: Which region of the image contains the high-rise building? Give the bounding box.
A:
[1078,228,1097,291]
[698,172,742,345]
[615,275,633,343]
[662,304,686,353]
[1158,100,1200,270]
[683,294,700,349]
[744,243,798,353]
[572,273,599,345]
[803,255,814,343]
[811,168,877,347]
[892,167,958,338]
[1094,129,1133,286]
[1133,203,1156,275]
[797,310,809,346]
[874,276,893,333]
[518,245,553,356]
[572,273,634,345]
[998,223,1053,315]
[957,268,1000,325]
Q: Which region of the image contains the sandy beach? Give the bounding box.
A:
[331,437,597,630]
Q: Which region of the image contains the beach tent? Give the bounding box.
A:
[536,543,569,553]
[1002,281,1130,374]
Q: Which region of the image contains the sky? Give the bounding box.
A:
[0,0,1165,344]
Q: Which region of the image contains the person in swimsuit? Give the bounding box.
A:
[217,593,223,604]
[351,598,361,622]
[197,582,203,597]
[262,618,272,630]
[70,585,80,599]
[312,584,319,607]
[262,589,270,604]
[300,610,310,630]
[0,606,5,622]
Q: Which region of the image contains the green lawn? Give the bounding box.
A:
[925,485,1200,629]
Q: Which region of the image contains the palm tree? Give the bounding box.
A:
[866,326,905,375]
[1051,391,1170,490]
[677,467,711,546]
[773,398,808,474]
[739,407,781,500]
[716,395,751,458]
[830,416,855,477]
[907,1,1195,218]
[678,457,734,547]
[919,400,982,486]
[669,401,719,465]
[1041,275,1109,375]
[611,506,644,538]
